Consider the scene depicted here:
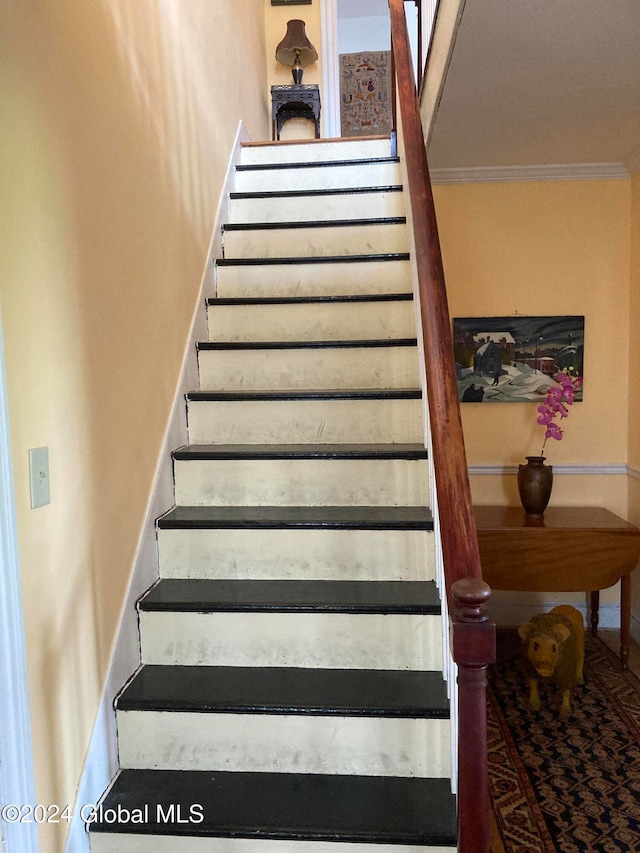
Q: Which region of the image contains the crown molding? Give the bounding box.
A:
[469,463,629,476]
[431,162,629,185]
[624,143,640,177]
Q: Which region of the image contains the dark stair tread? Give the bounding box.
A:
[186,388,422,402]
[222,217,406,232]
[215,252,410,267]
[157,505,433,530]
[138,579,440,615]
[229,184,403,200]
[89,769,457,845]
[197,338,417,351]
[236,156,400,172]
[207,292,413,306]
[172,443,427,461]
[116,665,449,717]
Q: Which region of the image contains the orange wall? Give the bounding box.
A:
[629,172,640,470]
[629,172,640,626]
[265,0,323,139]
[434,179,631,473]
[433,178,633,615]
[0,2,268,850]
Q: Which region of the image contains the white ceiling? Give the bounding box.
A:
[428,0,640,177]
[337,0,389,20]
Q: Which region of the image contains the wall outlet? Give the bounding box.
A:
[29,447,50,509]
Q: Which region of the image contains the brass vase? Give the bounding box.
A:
[517,456,553,517]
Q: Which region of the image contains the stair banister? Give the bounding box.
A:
[388,2,496,851]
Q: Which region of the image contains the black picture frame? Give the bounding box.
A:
[453,315,584,403]
[271,1,312,5]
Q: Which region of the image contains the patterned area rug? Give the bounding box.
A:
[488,636,640,852]
[339,51,392,137]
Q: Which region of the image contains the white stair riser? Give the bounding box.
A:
[197,347,418,392]
[215,259,412,299]
[223,224,408,260]
[187,398,423,445]
[235,162,401,194]
[117,711,450,778]
[173,458,429,507]
[240,139,392,165]
[140,612,442,671]
[228,191,406,224]
[208,300,415,343]
[90,833,456,853]
[157,528,435,581]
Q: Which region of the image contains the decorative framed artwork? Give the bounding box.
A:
[453,315,584,403]
[340,51,393,137]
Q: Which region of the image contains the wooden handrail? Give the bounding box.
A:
[388,2,495,851]
[389,0,480,597]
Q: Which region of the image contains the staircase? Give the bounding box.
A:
[88,136,457,852]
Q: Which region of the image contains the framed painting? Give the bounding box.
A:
[340,51,393,137]
[453,315,584,403]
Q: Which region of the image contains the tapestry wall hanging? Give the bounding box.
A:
[453,315,584,403]
[339,51,392,137]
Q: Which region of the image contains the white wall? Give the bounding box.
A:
[338,1,418,80]
[338,15,390,53]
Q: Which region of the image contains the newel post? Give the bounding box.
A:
[451,578,496,853]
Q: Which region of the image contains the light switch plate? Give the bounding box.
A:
[29,447,50,509]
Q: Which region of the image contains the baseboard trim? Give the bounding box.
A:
[469,463,629,477]
[64,121,250,853]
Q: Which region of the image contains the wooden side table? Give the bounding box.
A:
[474,505,640,670]
[271,84,321,140]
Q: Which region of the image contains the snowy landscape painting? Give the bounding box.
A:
[453,315,584,403]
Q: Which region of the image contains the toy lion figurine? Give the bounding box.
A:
[518,605,585,719]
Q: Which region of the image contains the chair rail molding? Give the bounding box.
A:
[469,463,629,477]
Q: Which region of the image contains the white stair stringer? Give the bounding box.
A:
[88,136,455,852]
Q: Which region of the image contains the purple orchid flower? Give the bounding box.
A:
[537,372,582,456]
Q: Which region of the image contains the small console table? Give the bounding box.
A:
[474,505,640,670]
[271,84,321,141]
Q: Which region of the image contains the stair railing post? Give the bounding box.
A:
[452,578,495,853]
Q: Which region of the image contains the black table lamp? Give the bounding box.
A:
[275,19,318,84]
